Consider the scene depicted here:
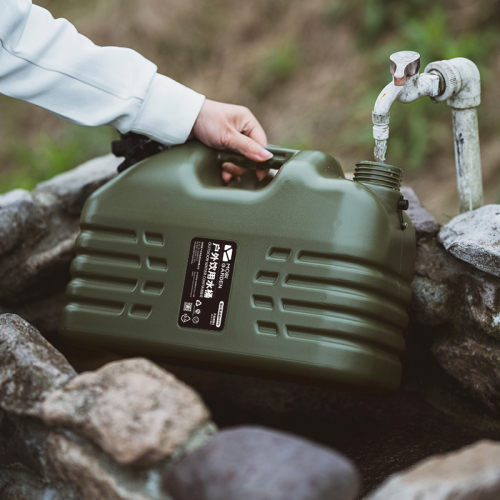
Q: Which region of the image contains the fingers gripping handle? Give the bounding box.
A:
[217,146,299,170]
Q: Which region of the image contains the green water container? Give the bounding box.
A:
[59,141,415,394]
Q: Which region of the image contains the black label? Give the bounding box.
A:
[178,237,237,331]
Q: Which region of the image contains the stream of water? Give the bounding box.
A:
[374,139,387,164]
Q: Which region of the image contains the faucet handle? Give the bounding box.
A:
[390,51,421,86]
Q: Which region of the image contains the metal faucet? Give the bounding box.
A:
[372,50,483,213]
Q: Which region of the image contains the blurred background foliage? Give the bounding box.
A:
[1,0,500,220]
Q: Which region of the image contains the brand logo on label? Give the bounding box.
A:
[181,314,191,323]
[223,245,233,262]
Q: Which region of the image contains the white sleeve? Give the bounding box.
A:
[0,0,205,146]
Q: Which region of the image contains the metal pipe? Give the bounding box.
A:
[451,107,483,212]
[425,57,482,212]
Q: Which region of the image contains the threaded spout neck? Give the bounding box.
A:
[354,161,402,191]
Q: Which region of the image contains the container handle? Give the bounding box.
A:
[217,146,299,170]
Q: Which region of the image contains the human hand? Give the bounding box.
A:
[189,99,272,182]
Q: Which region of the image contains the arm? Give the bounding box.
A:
[0,0,204,146]
[0,0,271,180]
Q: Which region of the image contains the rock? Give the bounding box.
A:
[365,440,500,499]
[411,237,466,327]
[0,412,49,478]
[0,154,119,308]
[401,186,440,238]
[410,276,454,327]
[0,290,67,339]
[410,234,500,412]
[0,314,204,500]
[163,426,359,500]
[432,331,500,414]
[0,229,77,304]
[42,358,214,467]
[438,205,500,278]
[0,189,47,257]
[34,154,120,215]
[0,189,76,305]
[0,314,76,417]
[0,467,80,500]
[47,433,152,500]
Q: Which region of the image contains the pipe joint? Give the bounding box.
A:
[424,58,481,109]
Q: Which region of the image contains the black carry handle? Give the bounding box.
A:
[217,146,299,170]
[112,132,299,173]
[112,132,167,173]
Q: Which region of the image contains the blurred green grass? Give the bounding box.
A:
[1,126,116,193]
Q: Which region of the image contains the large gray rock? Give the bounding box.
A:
[42,358,215,467]
[164,426,359,500]
[0,189,75,304]
[365,440,500,499]
[0,155,118,300]
[411,237,479,327]
[34,153,120,215]
[411,233,500,413]
[0,154,119,333]
[439,205,500,278]
[0,314,75,417]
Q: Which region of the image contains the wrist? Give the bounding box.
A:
[130,74,205,146]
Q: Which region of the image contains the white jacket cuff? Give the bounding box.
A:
[130,73,205,146]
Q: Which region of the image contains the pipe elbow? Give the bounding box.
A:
[425,58,481,109]
[448,58,481,109]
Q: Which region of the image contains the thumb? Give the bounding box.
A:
[225,129,273,162]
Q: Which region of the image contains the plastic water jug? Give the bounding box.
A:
[59,141,415,394]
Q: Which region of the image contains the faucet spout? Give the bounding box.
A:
[372,82,403,163]
[373,81,403,117]
[372,72,441,163]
